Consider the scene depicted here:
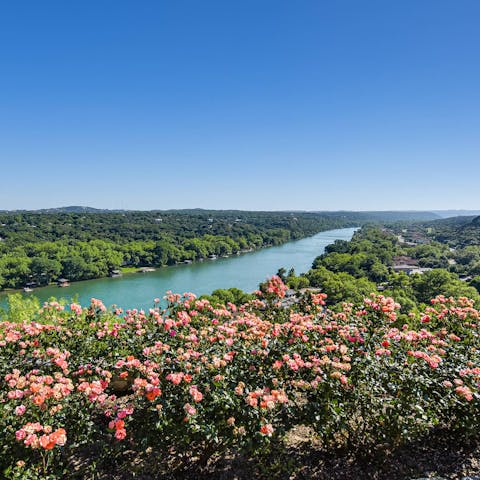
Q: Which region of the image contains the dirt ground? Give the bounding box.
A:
[94,427,480,480]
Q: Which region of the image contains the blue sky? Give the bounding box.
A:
[0,1,479,211]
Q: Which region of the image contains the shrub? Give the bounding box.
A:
[1,279,479,478]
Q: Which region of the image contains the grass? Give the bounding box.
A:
[120,267,142,274]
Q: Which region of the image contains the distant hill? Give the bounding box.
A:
[431,210,480,219]
[455,216,480,246]
[0,206,127,214]
[430,215,478,227]
[313,211,441,222]
[459,215,480,232]
[37,206,125,214]
[429,215,480,247]
[0,207,440,221]
[1,207,476,222]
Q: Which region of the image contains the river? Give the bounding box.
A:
[0,227,357,311]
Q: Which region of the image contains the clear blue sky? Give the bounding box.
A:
[1,1,479,211]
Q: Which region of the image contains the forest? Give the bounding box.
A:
[0,210,362,290]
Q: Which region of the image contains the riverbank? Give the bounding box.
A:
[0,228,358,311]
[0,225,360,295]
[0,248,264,296]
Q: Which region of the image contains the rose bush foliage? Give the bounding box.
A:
[1,276,479,478]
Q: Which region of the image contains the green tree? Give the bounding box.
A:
[411,269,480,304]
[30,256,62,285]
[61,256,88,281]
[1,293,40,322]
[470,276,480,293]
[0,255,31,288]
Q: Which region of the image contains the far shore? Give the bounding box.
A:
[0,244,285,296]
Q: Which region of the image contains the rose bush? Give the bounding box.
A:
[1,276,479,478]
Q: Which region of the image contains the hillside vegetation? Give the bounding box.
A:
[0,211,356,291]
[283,226,480,310]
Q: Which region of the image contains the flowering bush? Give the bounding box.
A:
[1,280,480,478]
